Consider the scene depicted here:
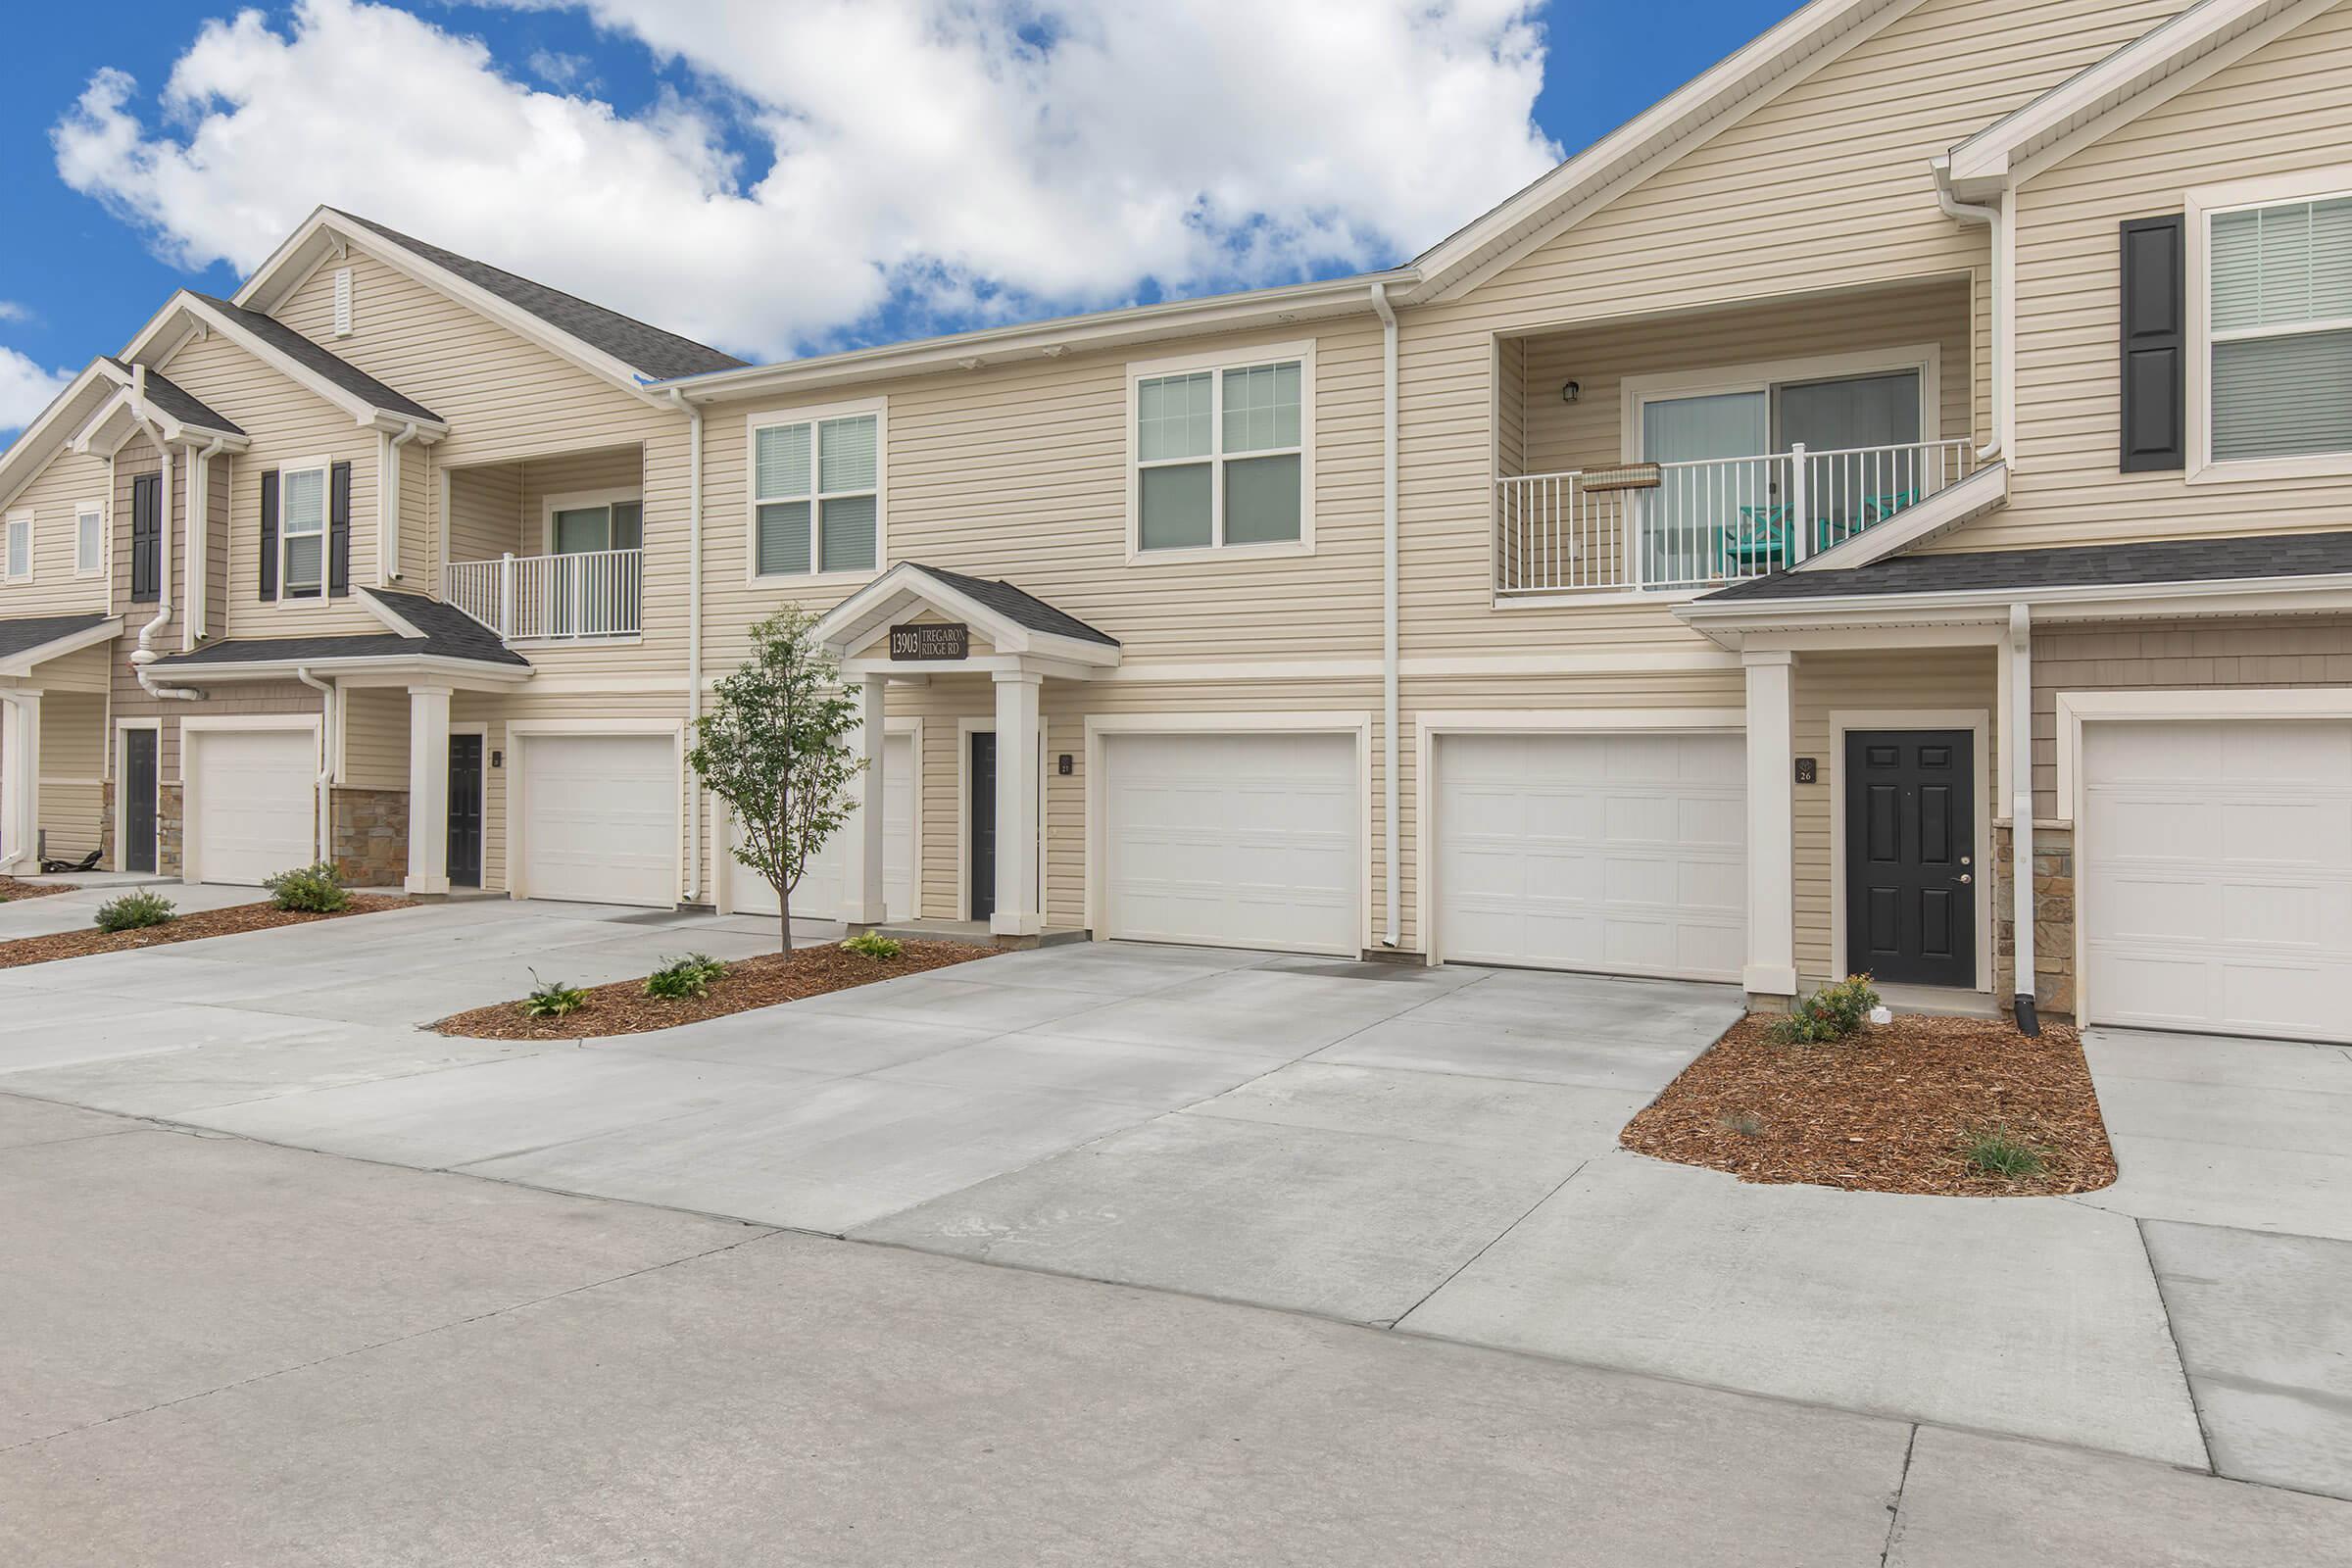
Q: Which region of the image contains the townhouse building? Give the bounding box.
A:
[2,0,2347,1047]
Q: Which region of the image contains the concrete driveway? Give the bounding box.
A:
[0,906,2343,1496]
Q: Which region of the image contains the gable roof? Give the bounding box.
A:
[808,561,1123,665]
[0,361,127,512]
[1944,0,2334,193]
[906,564,1120,647]
[328,211,746,381]
[157,588,527,672]
[0,612,118,675]
[100,359,242,437]
[186,294,443,425]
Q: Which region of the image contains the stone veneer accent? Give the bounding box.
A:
[330,787,409,888]
[98,779,114,869]
[1993,821,2075,1020]
[157,784,184,879]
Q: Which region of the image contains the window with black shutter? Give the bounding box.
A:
[129,471,161,603]
[2120,215,2185,472]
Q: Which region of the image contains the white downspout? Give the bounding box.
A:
[668,388,706,904]
[295,667,338,868]
[1935,172,2006,464]
[180,433,226,652]
[126,367,203,703]
[2007,602,2038,1036]
[1370,281,1401,952]
[385,421,420,583]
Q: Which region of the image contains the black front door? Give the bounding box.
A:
[447,733,483,888]
[123,729,159,874]
[967,731,997,922]
[1844,730,1975,988]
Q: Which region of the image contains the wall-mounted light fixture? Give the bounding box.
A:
[1560,380,1581,404]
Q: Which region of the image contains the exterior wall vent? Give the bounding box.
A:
[333,268,355,338]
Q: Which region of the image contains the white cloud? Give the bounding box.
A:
[525,48,594,90]
[52,0,1558,362]
[0,302,28,323]
[0,348,74,435]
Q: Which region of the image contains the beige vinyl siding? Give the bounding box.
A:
[1953,3,2352,551]
[1,445,112,615]
[2030,618,2352,819]
[36,690,107,859]
[272,251,691,679]
[203,451,230,642]
[697,316,1388,671]
[338,686,411,791]
[447,464,522,570]
[157,331,385,637]
[1395,0,2177,657]
[1514,278,1972,476]
[516,446,645,550]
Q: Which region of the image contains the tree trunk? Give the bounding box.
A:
[779,878,792,956]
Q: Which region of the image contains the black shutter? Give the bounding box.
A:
[2120,215,2186,472]
[260,469,279,601]
[129,472,160,604]
[328,461,352,596]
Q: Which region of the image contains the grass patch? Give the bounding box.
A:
[1960,1125,2048,1180]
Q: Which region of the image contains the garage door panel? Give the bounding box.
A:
[522,735,676,908]
[1103,733,1358,956]
[1436,732,1745,983]
[190,729,318,887]
[2083,718,2352,1042]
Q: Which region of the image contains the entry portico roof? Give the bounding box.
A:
[812,563,1121,675]
[0,612,120,677]
[151,590,529,683]
[1698,529,2352,603]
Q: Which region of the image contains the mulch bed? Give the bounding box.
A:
[435,940,998,1041]
[1621,1011,2118,1197]
[0,877,77,902]
[0,895,414,969]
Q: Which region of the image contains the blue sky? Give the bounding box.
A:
[0,0,1793,431]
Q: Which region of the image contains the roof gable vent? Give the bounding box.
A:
[332,268,354,338]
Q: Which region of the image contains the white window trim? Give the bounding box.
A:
[742,396,887,586]
[1125,337,1317,564]
[276,456,333,607]
[2186,163,2352,485]
[1617,344,1943,460]
[74,502,105,578]
[4,511,32,585]
[540,486,645,555]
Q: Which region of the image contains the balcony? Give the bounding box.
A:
[1495,439,1980,597]
[445,549,642,642]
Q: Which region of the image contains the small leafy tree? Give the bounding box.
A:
[687,607,864,952]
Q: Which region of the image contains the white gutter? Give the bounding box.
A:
[1934,163,2007,463]
[294,667,339,866]
[669,388,706,903]
[1370,281,1401,951]
[126,367,203,703]
[2007,602,2037,1035]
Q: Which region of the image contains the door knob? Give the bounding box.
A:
[1957,873,1973,884]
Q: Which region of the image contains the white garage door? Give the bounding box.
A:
[188,727,318,886]
[730,732,916,921]
[2082,719,2352,1043]
[1102,732,1358,956]
[518,733,677,907]
[1435,732,1745,981]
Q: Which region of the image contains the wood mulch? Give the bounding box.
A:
[435,940,997,1041]
[1620,1011,2117,1197]
[0,895,414,969]
[0,877,77,902]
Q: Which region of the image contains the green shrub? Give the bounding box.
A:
[94,891,176,933]
[841,930,904,960]
[644,953,729,1001]
[1765,974,1883,1046]
[521,973,589,1018]
[1961,1125,2047,1179]
[264,861,350,913]
[1718,1112,1767,1139]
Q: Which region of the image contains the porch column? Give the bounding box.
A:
[991,670,1043,938]
[405,686,452,896]
[1741,650,1797,999]
[0,690,41,873]
[842,674,889,925]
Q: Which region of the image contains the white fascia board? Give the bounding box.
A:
[0,616,124,679]
[1792,462,2009,572]
[124,293,450,438]
[159,653,532,686]
[0,361,125,512]
[1946,0,2288,187]
[1676,568,2352,642]
[70,384,250,458]
[1401,0,1914,301]
[808,564,1120,667]
[662,271,1414,405]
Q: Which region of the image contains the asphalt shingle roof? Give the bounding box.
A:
[0,612,111,663]
[910,564,1121,647]
[190,294,443,425]
[104,358,244,436]
[331,211,748,381]
[157,589,527,669]
[1699,529,2352,603]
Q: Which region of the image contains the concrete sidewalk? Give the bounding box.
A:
[4,1096,2343,1568]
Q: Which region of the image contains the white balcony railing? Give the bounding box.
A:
[444,549,642,642]
[1496,439,1979,596]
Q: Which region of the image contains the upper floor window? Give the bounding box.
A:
[280,461,329,600]
[74,505,103,576]
[4,514,29,584]
[749,401,882,578]
[1130,343,1312,557]
[2208,195,2352,463]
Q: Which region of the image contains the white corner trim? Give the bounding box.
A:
[1792,461,2009,571]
